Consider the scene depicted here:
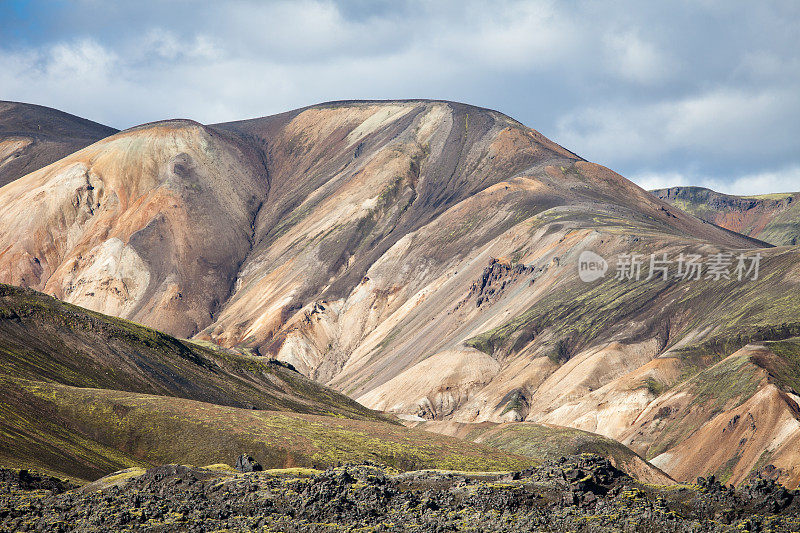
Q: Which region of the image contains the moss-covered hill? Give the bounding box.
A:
[413,420,673,485]
[0,283,535,481]
[0,377,535,482]
[0,283,383,419]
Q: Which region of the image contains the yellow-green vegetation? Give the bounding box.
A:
[3,283,535,482]
[685,352,763,413]
[466,245,800,371]
[644,353,765,460]
[0,376,536,482]
[83,468,148,491]
[761,337,800,394]
[459,423,658,478]
[0,283,389,421]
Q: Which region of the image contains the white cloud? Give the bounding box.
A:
[603,31,675,84]
[556,88,800,164]
[138,30,220,62]
[435,0,578,70]
[631,172,692,191]
[632,166,800,195]
[0,0,797,194]
[46,39,116,80]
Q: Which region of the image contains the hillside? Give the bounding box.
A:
[1,100,799,487]
[0,283,383,419]
[0,283,535,481]
[0,377,534,482]
[0,101,117,187]
[410,420,673,485]
[652,186,800,246]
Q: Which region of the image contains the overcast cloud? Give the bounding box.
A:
[1,0,798,194]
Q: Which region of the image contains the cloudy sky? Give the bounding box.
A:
[1,0,798,194]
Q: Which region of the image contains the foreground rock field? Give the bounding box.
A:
[2,455,798,532]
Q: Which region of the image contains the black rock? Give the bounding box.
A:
[235,454,263,473]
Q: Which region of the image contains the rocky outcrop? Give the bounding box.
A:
[235,454,263,473]
[3,459,800,532]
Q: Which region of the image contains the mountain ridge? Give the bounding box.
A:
[1,100,798,487]
[652,186,799,246]
[0,101,118,187]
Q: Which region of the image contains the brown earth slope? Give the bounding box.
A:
[1,100,799,487]
[653,186,800,246]
[0,101,117,188]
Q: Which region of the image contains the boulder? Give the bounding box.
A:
[235,454,262,473]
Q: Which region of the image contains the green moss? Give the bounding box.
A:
[762,337,800,393]
[0,283,388,422]
[1,377,535,481]
[642,377,667,396]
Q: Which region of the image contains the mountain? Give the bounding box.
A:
[652,186,800,246]
[1,100,799,487]
[0,283,533,481]
[621,340,800,488]
[0,101,118,188]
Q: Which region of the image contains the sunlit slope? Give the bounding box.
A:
[411,419,673,485]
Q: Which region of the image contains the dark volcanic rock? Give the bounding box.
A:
[0,468,76,493]
[235,454,263,473]
[2,456,800,531]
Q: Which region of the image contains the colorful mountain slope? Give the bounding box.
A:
[1,100,799,487]
[652,186,800,246]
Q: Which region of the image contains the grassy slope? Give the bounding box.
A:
[416,421,673,485]
[0,283,384,420]
[0,377,536,482]
[0,283,536,481]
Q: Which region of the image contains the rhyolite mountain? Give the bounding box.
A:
[652,186,800,246]
[1,100,799,488]
[0,101,117,188]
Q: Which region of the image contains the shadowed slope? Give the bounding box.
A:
[0,283,384,419]
[0,101,117,187]
[0,283,537,482]
[0,377,534,482]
